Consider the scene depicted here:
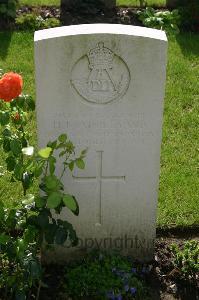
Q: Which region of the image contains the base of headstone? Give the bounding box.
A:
[42,234,155,264]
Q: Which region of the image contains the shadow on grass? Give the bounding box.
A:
[0,31,13,60]
[176,32,199,58]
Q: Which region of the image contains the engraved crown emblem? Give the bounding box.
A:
[71,41,130,104]
[88,42,114,70]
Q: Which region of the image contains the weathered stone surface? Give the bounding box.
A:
[34,24,167,262]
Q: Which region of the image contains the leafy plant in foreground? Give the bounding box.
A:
[16,14,60,31]
[0,72,85,299]
[170,240,199,280]
[137,7,181,34]
[64,251,149,299]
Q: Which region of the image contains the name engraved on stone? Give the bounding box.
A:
[52,114,154,145]
[71,42,130,104]
[73,151,126,224]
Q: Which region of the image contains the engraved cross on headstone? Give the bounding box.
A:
[73,151,126,224]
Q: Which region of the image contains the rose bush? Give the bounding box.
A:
[0,71,85,300]
[0,72,23,102]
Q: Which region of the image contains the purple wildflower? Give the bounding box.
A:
[131,267,137,273]
[124,284,129,292]
[130,287,137,295]
[142,266,147,274]
[116,294,123,300]
[116,270,123,277]
[106,290,115,299]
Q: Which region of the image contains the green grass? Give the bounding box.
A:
[0,31,198,228]
[19,0,166,7]
[0,32,36,206]
[20,0,60,5]
[158,34,199,227]
[117,0,165,6]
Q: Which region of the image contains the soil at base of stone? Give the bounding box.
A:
[37,237,199,300]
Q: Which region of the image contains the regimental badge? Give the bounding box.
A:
[71,42,130,104]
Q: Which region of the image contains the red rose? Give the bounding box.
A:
[0,72,23,102]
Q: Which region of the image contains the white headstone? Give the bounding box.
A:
[34,24,167,261]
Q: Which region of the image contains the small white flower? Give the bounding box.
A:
[22,146,34,156]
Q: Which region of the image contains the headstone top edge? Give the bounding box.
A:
[34,24,167,43]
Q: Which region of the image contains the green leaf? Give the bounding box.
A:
[34,162,44,177]
[10,139,22,156]
[26,96,35,111]
[56,142,65,149]
[23,226,38,244]
[25,160,34,171]
[22,194,34,205]
[14,163,23,180]
[59,150,66,157]
[76,158,85,169]
[49,156,56,175]
[0,111,9,126]
[38,147,52,159]
[0,233,10,245]
[3,138,11,152]
[55,227,67,245]
[63,194,79,216]
[69,161,74,171]
[66,141,75,153]
[6,209,17,229]
[45,175,60,190]
[47,140,57,149]
[22,146,34,156]
[6,155,16,171]
[47,192,62,209]
[17,238,25,257]
[58,134,67,143]
[0,202,5,221]
[81,148,88,157]
[2,127,11,137]
[35,196,46,208]
[37,212,49,229]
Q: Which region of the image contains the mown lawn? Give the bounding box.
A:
[19,0,166,7]
[0,31,198,228]
[158,35,199,227]
[0,32,36,207]
[118,0,165,5]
